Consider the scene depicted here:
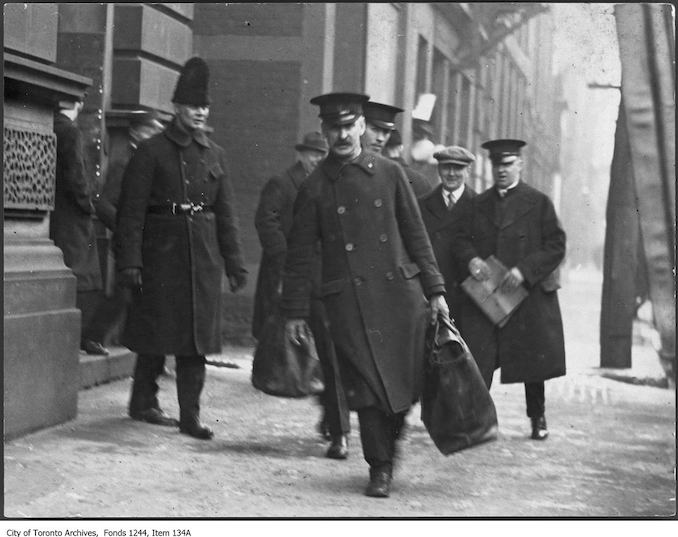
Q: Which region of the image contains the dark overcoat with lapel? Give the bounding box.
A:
[252,161,307,339]
[418,184,476,324]
[50,113,102,292]
[114,119,247,356]
[454,181,566,385]
[281,151,445,414]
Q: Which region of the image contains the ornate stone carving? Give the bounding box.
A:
[3,126,56,211]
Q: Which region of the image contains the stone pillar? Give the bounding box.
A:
[4,3,92,439]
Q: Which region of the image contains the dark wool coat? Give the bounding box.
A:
[389,156,439,198]
[252,161,308,339]
[418,184,476,325]
[114,120,246,356]
[281,151,445,414]
[454,181,566,385]
[50,113,102,292]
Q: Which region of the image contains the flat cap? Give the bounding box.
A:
[433,145,476,166]
[310,92,369,126]
[481,139,526,162]
[364,101,403,130]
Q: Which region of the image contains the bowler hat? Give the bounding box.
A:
[481,139,526,162]
[364,101,403,130]
[433,146,476,166]
[172,57,211,107]
[295,131,329,153]
[310,92,370,126]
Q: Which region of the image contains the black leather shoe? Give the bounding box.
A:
[530,416,549,440]
[81,339,109,356]
[326,435,348,459]
[365,468,392,498]
[179,420,214,440]
[130,408,179,427]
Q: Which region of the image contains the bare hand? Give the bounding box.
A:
[285,319,311,346]
[119,267,142,289]
[428,294,450,324]
[500,267,524,292]
[469,257,490,281]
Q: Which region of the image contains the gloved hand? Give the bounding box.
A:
[228,271,247,293]
[500,267,525,292]
[468,257,491,281]
[119,267,142,289]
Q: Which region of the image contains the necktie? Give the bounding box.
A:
[444,191,454,210]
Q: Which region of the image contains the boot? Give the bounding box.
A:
[530,415,549,440]
[365,464,392,498]
[128,355,178,427]
[326,435,349,459]
[176,357,214,440]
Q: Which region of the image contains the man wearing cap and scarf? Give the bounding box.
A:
[115,57,248,440]
[253,131,351,459]
[418,146,477,323]
[454,139,566,441]
[281,92,448,498]
[362,102,435,198]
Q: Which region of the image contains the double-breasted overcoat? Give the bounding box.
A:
[281,151,445,414]
[50,113,102,292]
[418,184,476,324]
[114,120,246,356]
[454,181,566,385]
[252,161,307,339]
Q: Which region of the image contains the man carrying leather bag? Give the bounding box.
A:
[421,314,498,455]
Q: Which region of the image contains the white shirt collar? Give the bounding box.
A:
[443,184,465,206]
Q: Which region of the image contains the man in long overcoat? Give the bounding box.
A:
[51,97,106,356]
[115,57,247,439]
[418,146,477,324]
[253,131,351,459]
[454,139,566,441]
[282,93,448,497]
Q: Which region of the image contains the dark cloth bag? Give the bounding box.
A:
[251,311,324,398]
[420,314,498,454]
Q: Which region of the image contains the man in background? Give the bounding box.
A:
[51,96,106,356]
[418,146,477,325]
[253,131,350,460]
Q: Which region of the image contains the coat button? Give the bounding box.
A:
[385,271,394,280]
[337,206,346,214]
[368,162,373,168]
[345,243,354,252]
[374,199,382,207]
[353,277,362,286]
[379,234,388,243]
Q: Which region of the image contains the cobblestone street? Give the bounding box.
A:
[3,269,676,519]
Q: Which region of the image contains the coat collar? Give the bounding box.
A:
[478,181,537,229]
[422,184,473,222]
[320,150,377,181]
[164,119,211,148]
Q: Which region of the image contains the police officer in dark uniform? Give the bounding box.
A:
[282,93,448,497]
[454,139,566,441]
[362,101,435,198]
[115,57,247,439]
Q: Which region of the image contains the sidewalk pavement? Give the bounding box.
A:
[3,268,676,518]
